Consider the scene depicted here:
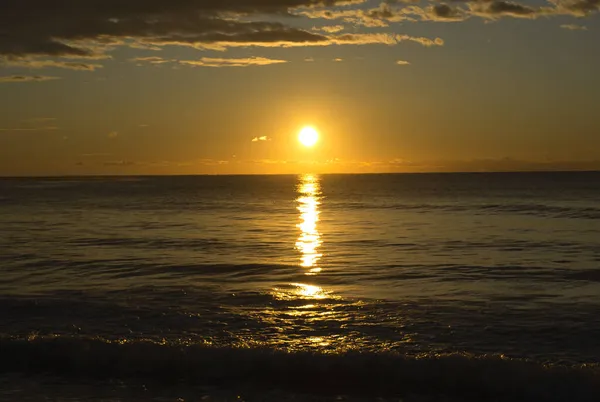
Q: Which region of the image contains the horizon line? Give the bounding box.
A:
[1,169,599,179]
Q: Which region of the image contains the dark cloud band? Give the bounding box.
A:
[0,0,366,58]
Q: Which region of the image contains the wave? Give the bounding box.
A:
[1,337,598,401]
[68,236,230,250]
[328,202,600,220]
[11,259,298,283]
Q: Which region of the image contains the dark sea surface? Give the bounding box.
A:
[1,172,599,401]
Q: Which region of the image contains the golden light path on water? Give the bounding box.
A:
[265,174,343,350]
[295,174,323,275]
[264,174,403,352]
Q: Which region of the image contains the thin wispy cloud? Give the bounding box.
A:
[0,126,58,132]
[1,58,102,71]
[180,57,288,68]
[129,57,174,66]
[104,160,135,167]
[252,136,271,142]
[81,153,113,157]
[396,60,410,65]
[397,35,444,47]
[0,75,60,83]
[318,25,345,33]
[28,117,57,123]
[0,117,59,132]
[560,24,588,30]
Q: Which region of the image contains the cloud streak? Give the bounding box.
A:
[318,25,345,33]
[0,127,58,132]
[0,75,60,83]
[560,23,588,30]
[0,117,60,133]
[180,57,288,67]
[129,56,174,65]
[1,58,103,71]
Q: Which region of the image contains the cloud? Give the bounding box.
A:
[328,33,402,46]
[81,153,113,157]
[0,0,452,76]
[1,58,103,71]
[27,117,57,123]
[431,157,600,172]
[1,0,595,77]
[560,23,588,30]
[298,3,468,25]
[305,57,315,62]
[0,127,58,132]
[318,25,345,33]
[104,160,136,167]
[129,56,174,65]
[551,0,600,16]
[180,57,288,67]
[319,157,600,173]
[468,1,539,19]
[0,117,60,132]
[0,75,60,83]
[108,131,118,139]
[173,33,403,50]
[397,35,444,47]
[297,4,412,26]
[396,60,410,65]
[383,0,422,4]
[316,1,598,24]
[0,0,385,61]
[426,4,470,21]
[252,136,271,142]
[334,58,343,62]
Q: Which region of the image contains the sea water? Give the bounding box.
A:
[1,172,599,401]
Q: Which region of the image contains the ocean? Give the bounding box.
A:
[1,172,599,401]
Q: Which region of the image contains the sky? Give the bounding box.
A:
[1,0,599,176]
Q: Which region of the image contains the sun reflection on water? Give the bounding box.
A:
[261,175,358,352]
[271,283,333,301]
[295,174,322,274]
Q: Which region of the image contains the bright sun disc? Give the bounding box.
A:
[299,127,319,147]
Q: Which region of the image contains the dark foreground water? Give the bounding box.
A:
[1,172,599,401]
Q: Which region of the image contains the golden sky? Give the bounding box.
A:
[1,0,599,175]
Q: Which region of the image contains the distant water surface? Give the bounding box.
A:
[1,172,599,401]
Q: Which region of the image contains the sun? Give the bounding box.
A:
[298,126,319,147]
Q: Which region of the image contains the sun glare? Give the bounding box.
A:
[299,126,319,147]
